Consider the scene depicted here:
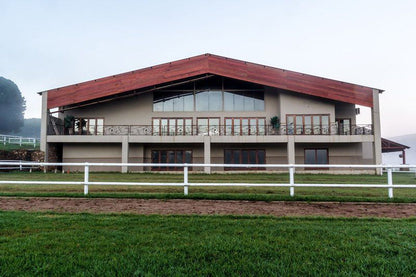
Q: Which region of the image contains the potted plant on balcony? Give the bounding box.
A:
[270,116,280,134]
[64,115,75,135]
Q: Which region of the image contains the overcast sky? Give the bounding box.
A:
[1,0,415,137]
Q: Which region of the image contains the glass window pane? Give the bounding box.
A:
[304,116,312,135]
[316,149,328,164]
[209,90,222,111]
[225,119,232,135]
[183,93,194,111]
[249,150,256,164]
[88,119,96,135]
[234,93,244,111]
[209,118,220,135]
[242,119,249,135]
[173,96,184,112]
[242,150,249,164]
[313,116,320,135]
[151,151,159,163]
[224,92,234,111]
[305,149,316,164]
[224,150,232,164]
[161,119,168,135]
[234,119,241,135]
[195,91,209,111]
[257,150,265,164]
[167,150,175,163]
[296,116,303,135]
[160,150,167,163]
[164,98,173,111]
[185,119,192,135]
[243,94,255,111]
[233,150,241,164]
[177,119,184,135]
[249,119,257,135]
[287,116,294,135]
[176,151,183,164]
[322,116,329,135]
[169,119,176,135]
[258,119,265,135]
[185,151,192,164]
[153,119,160,135]
[198,118,208,135]
[254,97,264,111]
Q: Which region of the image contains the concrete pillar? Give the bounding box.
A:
[121,136,129,173]
[40,91,48,154]
[372,89,382,175]
[203,136,211,174]
[287,136,295,164]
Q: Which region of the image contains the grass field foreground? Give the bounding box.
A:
[0,171,415,202]
[0,211,415,276]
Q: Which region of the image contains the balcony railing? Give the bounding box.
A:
[48,123,373,136]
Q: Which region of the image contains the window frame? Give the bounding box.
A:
[151,149,193,171]
[286,114,330,135]
[152,117,193,136]
[224,117,266,136]
[304,148,329,169]
[224,149,266,170]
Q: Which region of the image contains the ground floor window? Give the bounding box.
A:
[151,150,192,171]
[224,149,265,170]
[304,148,328,166]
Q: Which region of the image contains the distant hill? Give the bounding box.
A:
[8,118,41,138]
[382,134,416,165]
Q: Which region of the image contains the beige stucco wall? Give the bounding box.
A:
[335,102,356,125]
[279,91,336,124]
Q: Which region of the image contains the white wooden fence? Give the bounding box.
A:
[0,162,415,198]
[0,134,39,148]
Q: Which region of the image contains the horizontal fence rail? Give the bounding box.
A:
[0,162,415,198]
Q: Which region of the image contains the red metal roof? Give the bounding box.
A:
[45,53,380,109]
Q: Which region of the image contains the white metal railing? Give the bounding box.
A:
[0,162,415,198]
[0,134,40,148]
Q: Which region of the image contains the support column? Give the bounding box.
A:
[204,136,211,174]
[121,136,129,173]
[287,136,295,164]
[40,91,48,155]
[372,89,382,175]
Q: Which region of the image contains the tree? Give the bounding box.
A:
[0,77,26,133]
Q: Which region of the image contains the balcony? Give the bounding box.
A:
[48,123,373,136]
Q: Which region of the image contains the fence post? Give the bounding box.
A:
[84,163,89,195]
[19,160,22,171]
[289,166,295,197]
[387,168,393,198]
[19,137,22,146]
[184,165,189,196]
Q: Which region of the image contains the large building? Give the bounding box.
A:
[40,54,383,173]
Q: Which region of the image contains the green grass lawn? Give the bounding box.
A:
[0,211,415,276]
[0,171,415,201]
[0,143,40,151]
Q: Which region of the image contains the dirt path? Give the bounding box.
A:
[1,197,416,218]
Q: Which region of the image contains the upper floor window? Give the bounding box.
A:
[225,117,266,136]
[286,114,329,135]
[153,76,264,112]
[73,118,104,135]
[152,118,192,136]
